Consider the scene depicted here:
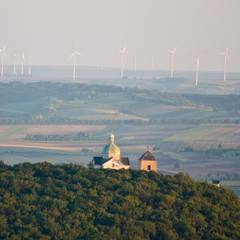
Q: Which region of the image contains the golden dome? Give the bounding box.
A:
[102,133,121,161]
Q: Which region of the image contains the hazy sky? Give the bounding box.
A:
[1,0,240,71]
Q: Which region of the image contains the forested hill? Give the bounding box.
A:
[0,162,239,240]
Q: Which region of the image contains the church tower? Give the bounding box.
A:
[102,133,121,161]
[139,150,157,172]
[92,133,130,170]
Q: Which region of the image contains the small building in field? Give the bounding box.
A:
[92,133,130,170]
[139,150,158,172]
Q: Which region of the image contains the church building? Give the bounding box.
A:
[138,150,158,172]
[92,133,158,172]
[92,133,130,170]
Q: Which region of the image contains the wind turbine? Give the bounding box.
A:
[120,47,126,79]
[13,53,17,75]
[220,48,229,82]
[195,56,200,87]
[28,57,32,76]
[168,48,176,78]
[70,51,81,81]
[0,45,7,79]
[21,52,25,76]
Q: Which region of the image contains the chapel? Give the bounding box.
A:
[92,133,130,170]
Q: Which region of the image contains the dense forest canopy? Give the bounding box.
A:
[0,162,239,239]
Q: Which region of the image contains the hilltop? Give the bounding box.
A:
[0,162,239,240]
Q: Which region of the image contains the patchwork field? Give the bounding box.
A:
[0,81,240,196]
[0,125,105,141]
[0,123,218,148]
[0,123,239,175]
[166,124,240,149]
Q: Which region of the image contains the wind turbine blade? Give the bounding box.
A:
[168,48,176,54]
[226,48,230,58]
[120,47,126,54]
[71,51,82,57]
[0,45,7,53]
[196,56,200,65]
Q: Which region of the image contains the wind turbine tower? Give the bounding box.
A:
[220,48,229,82]
[21,52,25,76]
[28,57,32,76]
[0,46,7,79]
[168,48,176,78]
[13,54,17,75]
[71,51,81,81]
[120,47,126,79]
[195,56,200,87]
[134,55,137,73]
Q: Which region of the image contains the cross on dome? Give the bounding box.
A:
[109,133,115,144]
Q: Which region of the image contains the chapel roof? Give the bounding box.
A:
[139,151,156,161]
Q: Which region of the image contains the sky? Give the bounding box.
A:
[0,0,240,71]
